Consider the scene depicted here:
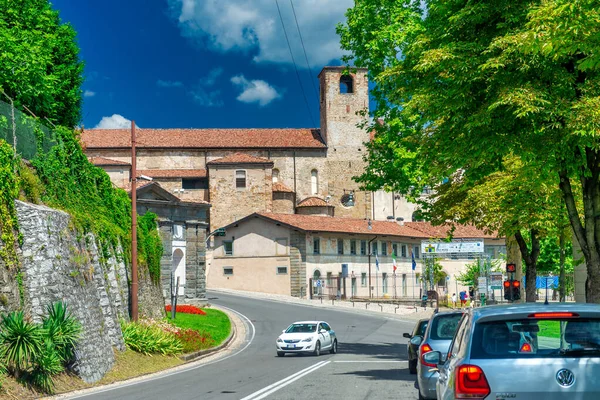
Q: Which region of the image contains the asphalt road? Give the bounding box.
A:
[69,291,420,400]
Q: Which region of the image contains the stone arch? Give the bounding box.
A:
[340,75,354,94]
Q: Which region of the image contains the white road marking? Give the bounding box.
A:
[63,306,256,399]
[333,360,408,363]
[240,361,331,400]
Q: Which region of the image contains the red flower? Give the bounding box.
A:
[165,304,207,315]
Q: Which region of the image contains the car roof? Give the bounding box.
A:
[290,321,323,324]
[471,303,600,321]
[430,310,464,319]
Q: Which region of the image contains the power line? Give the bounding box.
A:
[275,0,316,127]
[289,0,319,102]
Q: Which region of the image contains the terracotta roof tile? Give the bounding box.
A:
[89,157,130,166]
[272,182,294,193]
[248,213,499,239]
[207,153,274,166]
[137,169,207,178]
[81,128,326,149]
[296,197,330,207]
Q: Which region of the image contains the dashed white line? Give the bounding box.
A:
[240,361,331,400]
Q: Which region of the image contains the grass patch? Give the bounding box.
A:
[97,349,183,385]
[537,321,561,339]
[167,308,231,346]
[0,349,183,399]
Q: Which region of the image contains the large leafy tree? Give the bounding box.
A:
[0,0,83,127]
[428,158,566,302]
[338,0,600,302]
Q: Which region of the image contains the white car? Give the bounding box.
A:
[276,321,338,357]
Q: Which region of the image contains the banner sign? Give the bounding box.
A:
[421,240,484,254]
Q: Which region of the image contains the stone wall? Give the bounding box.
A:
[12,200,164,383]
[208,165,273,229]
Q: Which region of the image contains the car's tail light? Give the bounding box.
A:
[528,312,579,319]
[519,343,532,353]
[455,365,490,399]
[419,343,435,367]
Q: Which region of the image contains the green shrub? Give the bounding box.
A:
[41,302,81,363]
[0,311,44,371]
[121,320,183,356]
[29,338,63,393]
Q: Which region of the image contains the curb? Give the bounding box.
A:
[209,288,435,322]
[179,305,237,362]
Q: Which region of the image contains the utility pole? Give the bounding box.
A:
[368,235,377,299]
[131,120,138,322]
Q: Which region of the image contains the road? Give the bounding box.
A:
[70,291,419,400]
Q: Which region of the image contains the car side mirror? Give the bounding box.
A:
[409,335,423,346]
[423,351,442,366]
[403,333,412,339]
[282,330,286,333]
[320,329,327,334]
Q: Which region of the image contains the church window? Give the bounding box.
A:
[340,75,354,94]
[236,170,246,189]
[272,168,280,183]
[311,169,318,195]
[182,178,208,189]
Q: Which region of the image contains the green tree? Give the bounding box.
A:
[0,0,83,127]
[427,157,566,302]
[338,0,600,302]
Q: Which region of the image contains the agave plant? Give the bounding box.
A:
[0,311,44,372]
[29,338,63,394]
[41,301,81,363]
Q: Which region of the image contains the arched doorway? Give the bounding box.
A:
[313,269,321,296]
[172,248,185,295]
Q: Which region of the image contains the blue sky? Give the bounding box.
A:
[50,0,356,129]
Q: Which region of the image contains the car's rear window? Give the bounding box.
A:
[471,318,600,359]
[429,314,462,340]
[417,321,429,336]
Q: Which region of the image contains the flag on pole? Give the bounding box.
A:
[375,253,380,271]
[411,250,417,271]
[392,251,397,272]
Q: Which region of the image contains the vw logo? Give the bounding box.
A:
[556,369,575,388]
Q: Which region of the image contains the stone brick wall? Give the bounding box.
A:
[208,165,273,229]
[14,201,129,383]
[272,192,294,214]
[185,221,207,300]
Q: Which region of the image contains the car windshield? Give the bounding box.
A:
[471,318,600,359]
[286,323,318,333]
[429,314,462,340]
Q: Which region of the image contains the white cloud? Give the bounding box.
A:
[188,68,225,107]
[190,87,223,107]
[168,0,353,67]
[231,75,281,106]
[84,90,96,97]
[157,80,184,88]
[94,114,135,129]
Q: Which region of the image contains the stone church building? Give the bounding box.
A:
[81,67,488,300]
[81,67,419,231]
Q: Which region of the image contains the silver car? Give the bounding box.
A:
[416,311,464,400]
[426,303,600,399]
